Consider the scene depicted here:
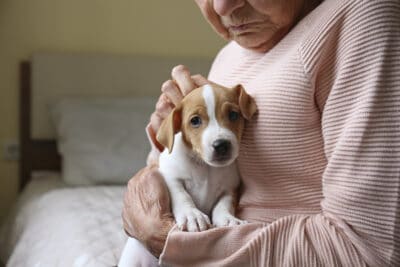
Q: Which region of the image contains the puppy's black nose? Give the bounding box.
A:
[212,139,231,157]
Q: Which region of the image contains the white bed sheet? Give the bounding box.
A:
[0,172,128,267]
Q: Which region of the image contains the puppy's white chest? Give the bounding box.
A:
[182,166,228,214]
[159,133,239,215]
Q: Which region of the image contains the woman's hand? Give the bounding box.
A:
[147,65,209,153]
[122,165,174,257]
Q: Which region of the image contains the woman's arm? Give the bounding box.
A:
[158,1,400,266]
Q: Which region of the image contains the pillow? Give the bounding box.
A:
[50,97,156,185]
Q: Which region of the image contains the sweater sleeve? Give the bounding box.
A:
[159,1,400,266]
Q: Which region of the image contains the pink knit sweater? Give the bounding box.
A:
[159,0,400,266]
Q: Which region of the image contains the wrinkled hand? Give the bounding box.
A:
[147,65,210,153]
[122,165,174,257]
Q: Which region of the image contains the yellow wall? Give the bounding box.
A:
[0,0,225,222]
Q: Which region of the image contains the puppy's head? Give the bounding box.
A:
[157,84,256,167]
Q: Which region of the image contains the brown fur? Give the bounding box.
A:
[156,84,257,155]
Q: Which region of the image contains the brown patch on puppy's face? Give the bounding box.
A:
[179,88,209,158]
[157,84,256,167]
[213,86,246,146]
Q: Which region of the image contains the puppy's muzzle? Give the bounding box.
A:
[212,139,232,161]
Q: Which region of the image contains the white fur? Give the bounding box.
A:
[119,85,246,264]
[201,85,239,167]
[159,132,241,227]
[158,85,246,231]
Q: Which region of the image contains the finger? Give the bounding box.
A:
[150,112,164,135]
[191,74,212,87]
[146,122,164,152]
[161,80,182,106]
[194,0,230,40]
[155,94,174,118]
[171,65,196,96]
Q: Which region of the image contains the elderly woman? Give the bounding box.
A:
[123,0,400,266]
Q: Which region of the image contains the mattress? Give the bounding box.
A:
[0,172,127,267]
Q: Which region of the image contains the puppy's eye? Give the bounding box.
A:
[190,116,202,128]
[228,111,239,122]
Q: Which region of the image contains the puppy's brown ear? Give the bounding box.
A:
[156,106,182,153]
[235,84,257,120]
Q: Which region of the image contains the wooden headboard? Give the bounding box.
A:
[19,61,61,191]
[19,52,212,191]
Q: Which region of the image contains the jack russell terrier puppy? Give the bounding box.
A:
[119,83,256,266]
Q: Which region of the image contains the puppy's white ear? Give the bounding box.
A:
[156,106,182,153]
[235,84,257,120]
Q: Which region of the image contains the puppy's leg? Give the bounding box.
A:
[118,237,159,267]
[212,192,247,227]
[166,179,211,232]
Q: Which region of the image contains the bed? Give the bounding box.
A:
[0,52,211,267]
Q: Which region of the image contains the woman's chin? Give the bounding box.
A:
[232,28,289,53]
[233,33,274,52]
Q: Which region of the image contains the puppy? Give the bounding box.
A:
[157,83,256,231]
[119,84,256,266]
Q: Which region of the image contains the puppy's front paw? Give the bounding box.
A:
[175,208,211,232]
[212,213,247,228]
